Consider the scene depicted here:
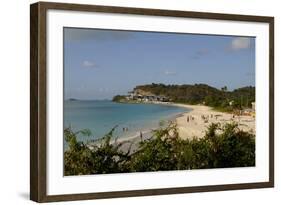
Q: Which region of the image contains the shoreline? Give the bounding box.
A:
[114,102,255,142]
[87,102,255,153]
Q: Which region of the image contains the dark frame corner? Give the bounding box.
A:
[30,1,274,202]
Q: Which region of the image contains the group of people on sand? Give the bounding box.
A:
[201,114,217,123]
[186,113,222,124]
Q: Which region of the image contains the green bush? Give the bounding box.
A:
[64,126,131,175]
[64,122,255,175]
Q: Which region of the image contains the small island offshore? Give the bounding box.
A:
[63,28,256,176]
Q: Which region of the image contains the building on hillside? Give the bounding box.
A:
[251,102,255,111]
[126,91,169,102]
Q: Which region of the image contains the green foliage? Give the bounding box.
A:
[64,122,255,175]
[64,126,131,175]
[129,122,179,171]
[221,86,228,92]
[112,95,126,102]
[209,123,255,168]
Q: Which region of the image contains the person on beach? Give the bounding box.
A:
[187,115,189,122]
[140,131,143,141]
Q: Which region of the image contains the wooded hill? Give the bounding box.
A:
[113,83,255,110]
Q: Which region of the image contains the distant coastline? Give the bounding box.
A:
[109,83,256,145]
[67,98,79,101]
[112,83,255,113]
[65,83,255,145]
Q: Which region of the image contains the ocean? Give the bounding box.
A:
[64,100,190,141]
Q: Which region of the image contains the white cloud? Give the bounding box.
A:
[230,37,251,50]
[164,70,176,75]
[82,60,96,68]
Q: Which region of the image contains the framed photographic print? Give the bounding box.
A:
[30,1,274,202]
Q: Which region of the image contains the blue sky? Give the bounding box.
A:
[64,28,255,100]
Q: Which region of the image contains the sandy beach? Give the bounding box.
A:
[88,103,255,153]
[173,104,255,139]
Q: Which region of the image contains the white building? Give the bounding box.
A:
[251,102,256,111]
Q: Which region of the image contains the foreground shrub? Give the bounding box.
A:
[64,122,255,175]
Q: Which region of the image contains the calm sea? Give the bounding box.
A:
[64,100,190,141]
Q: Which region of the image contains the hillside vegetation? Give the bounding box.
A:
[113,83,255,111]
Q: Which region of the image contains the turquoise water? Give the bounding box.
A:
[64,100,190,141]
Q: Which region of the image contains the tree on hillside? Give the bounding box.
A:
[221,86,228,92]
